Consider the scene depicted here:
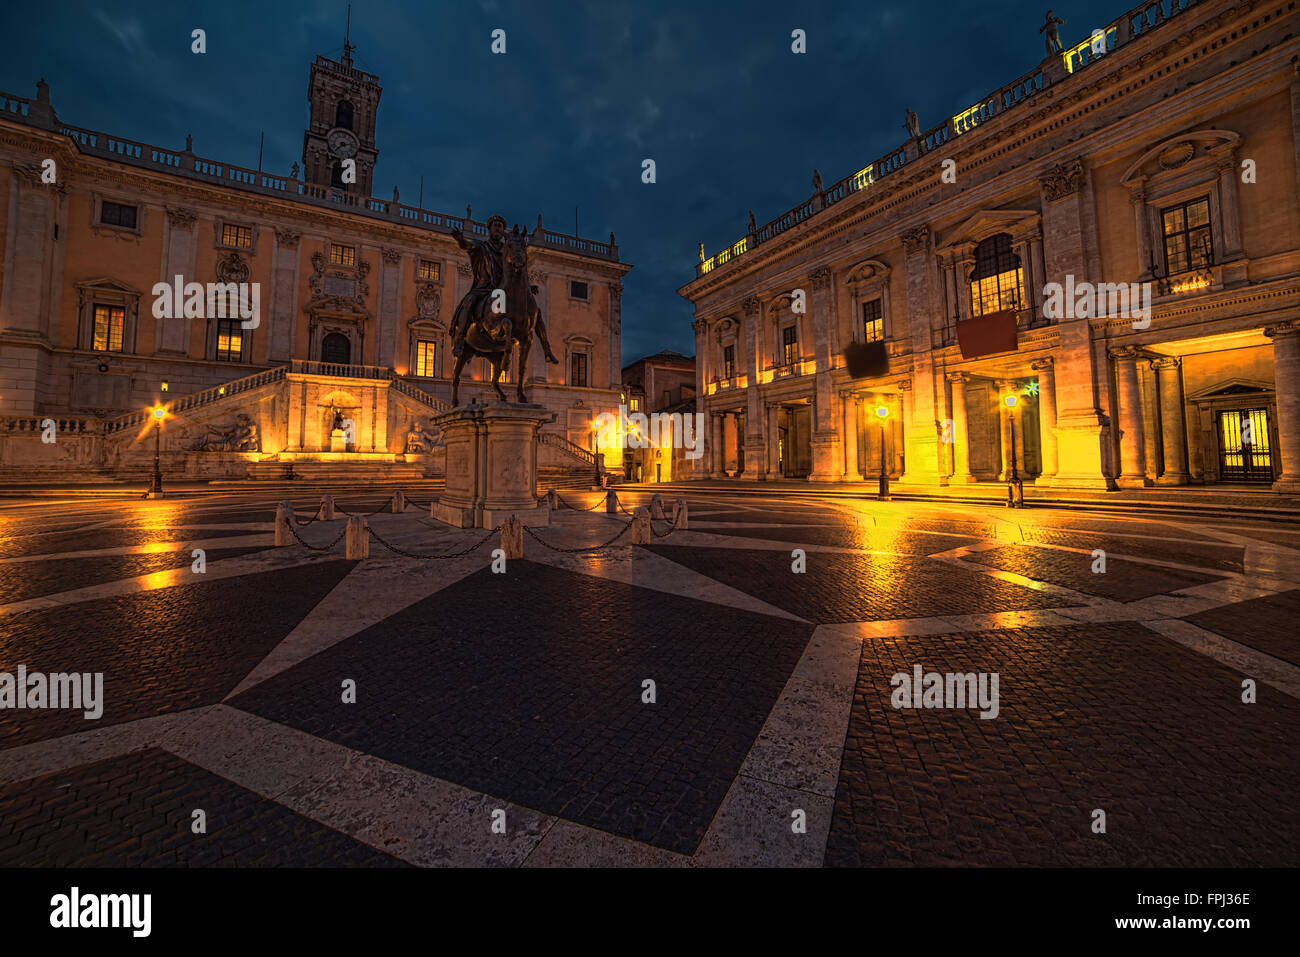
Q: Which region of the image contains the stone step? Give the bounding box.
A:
[244,461,428,482]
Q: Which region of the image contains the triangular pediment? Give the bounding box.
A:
[74,277,143,296]
[1186,377,1272,400]
[938,210,1039,251]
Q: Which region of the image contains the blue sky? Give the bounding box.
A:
[3,0,1123,363]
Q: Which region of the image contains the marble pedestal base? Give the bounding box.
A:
[431,401,556,529]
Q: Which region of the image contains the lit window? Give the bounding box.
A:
[415,340,436,377]
[968,233,1024,317]
[330,244,357,266]
[862,299,884,342]
[629,397,640,412]
[221,223,253,248]
[570,352,588,387]
[100,201,137,229]
[92,305,125,352]
[569,280,589,300]
[781,325,798,366]
[216,319,243,362]
[417,260,440,281]
[723,344,735,379]
[1162,198,1212,276]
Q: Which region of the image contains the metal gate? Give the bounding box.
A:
[1217,408,1272,482]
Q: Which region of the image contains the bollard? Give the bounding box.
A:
[275,501,294,546]
[628,506,651,544]
[547,488,560,510]
[345,516,370,559]
[649,493,665,519]
[605,489,618,514]
[500,514,524,559]
[392,489,406,513]
[673,498,689,530]
[320,493,335,521]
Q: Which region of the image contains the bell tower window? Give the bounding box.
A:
[335,100,354,131]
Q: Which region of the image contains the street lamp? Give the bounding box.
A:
[1003,393,1024,508]
[146,402,166,499]
[875,404,891,501]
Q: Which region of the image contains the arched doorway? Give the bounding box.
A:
[321,332,351,365]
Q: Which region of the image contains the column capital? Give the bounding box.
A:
[692,319,707,336]
[898,380,913,392]
[1107,344,1145,361]
[901,224,930,253]
[946,371,970,383]
[1150,355,1182,371]
[742,295,762,316]
[809,266,833,290]
[1030,357,1054,371]
[1265,320,1300,340]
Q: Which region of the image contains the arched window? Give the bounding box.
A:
[321,333,351,365]
[968,234,1024,317]
[335,100,354,131]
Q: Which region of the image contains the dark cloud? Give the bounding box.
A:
[7,0,1122,364]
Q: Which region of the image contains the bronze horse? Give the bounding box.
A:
[450,225,558,405]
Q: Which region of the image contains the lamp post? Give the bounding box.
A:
[146,403,166,499]
[1003,393,1023,508]
[875,404,891,501]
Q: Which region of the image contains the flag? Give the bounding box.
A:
[956,309,1018,359]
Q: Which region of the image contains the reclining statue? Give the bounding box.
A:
[190,414,259,452]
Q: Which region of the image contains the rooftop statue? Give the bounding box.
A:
[1041,10,1066,56]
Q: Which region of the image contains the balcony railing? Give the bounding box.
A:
[0,98,620,263]
[695,0,1205,278]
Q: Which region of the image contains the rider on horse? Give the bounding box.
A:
[449,214,512,369]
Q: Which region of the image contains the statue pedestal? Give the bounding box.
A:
[329,429,347,453]
[431,401,555,529]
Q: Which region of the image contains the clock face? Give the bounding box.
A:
[327,128,359,158]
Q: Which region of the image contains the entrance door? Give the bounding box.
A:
[1217,408,1272,482]
[321,333,351,365]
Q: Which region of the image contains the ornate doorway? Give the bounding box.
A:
[321,332,351,365]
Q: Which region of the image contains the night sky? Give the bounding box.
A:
[3,0,1123,364]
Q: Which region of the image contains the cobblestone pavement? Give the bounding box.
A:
[0,488,1297,867]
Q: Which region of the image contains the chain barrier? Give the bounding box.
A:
[292,501,327,526]
[366,524,498,559]
[650,517,678,540]
[335,500,390,517]
[552,491,608,512]
[522,520,635,553]
[287,521,348,553]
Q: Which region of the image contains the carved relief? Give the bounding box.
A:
[901,225,930,252]
[165,207,197,229]
[216,252,251,285]
[381,247,402,265]
[1040,159,1085,201]
[274,228,301,248]
[415,282,441,319]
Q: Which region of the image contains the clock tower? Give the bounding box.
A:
[302,33,381,196]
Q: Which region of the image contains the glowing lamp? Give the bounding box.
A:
[1003,394,1018,409]
[875,405,889,419]
[151,404,166,420]
[160,381,169,392]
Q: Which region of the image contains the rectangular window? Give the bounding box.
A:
[569,280,589,300]
[330,244,357,266]
[92,305,125,352]
[1162,197,1212,277]
[629,397,640,412]
[221,223,253,248]
[723,344,735,379]
[417,260,440,281]
[570,352,588,387]
[415,340,436,377]
[862,299,884,343]
[100,201,137,230]
[216,319,243,362]
[782,325,798,366]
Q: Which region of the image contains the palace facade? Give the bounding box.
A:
[0,44,629,480]
[680,0,1300,494]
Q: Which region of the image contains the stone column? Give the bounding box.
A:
[767,403,781,479]
[1110,346,1149,488]
[693,319,707,401]
[710,412,725,479]
[996,379,1015,480]
[1029,231,1047,318]
[159,208,198,355]
[947,373,974,483]
[1031,359,1059,483]
[1131,187,1153,280]
[1151,356,1190,485]
[898,382,913,480]
[1266,321,1300,493]
[808,267,843,481]
[268,228,301,362]
[842,392,859,479]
